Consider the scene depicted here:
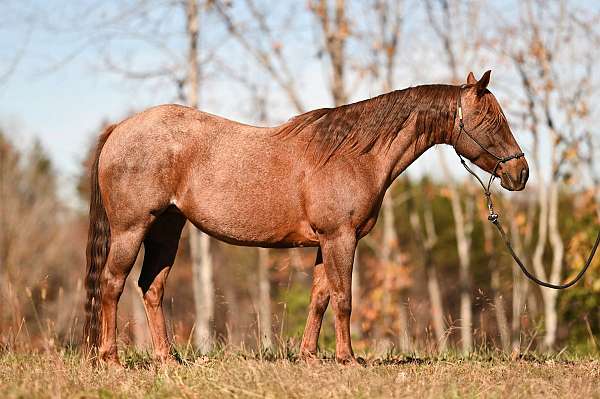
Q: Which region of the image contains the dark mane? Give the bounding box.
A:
[275,84,461,164]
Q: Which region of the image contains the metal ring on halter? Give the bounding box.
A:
[452,85,600,290]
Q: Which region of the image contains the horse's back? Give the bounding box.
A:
[97,104,316,246]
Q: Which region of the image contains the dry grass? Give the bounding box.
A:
[1,349,599,398]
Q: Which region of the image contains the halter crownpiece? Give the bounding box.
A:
[453,85,600,290]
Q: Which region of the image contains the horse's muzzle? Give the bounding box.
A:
[499,158,529,191]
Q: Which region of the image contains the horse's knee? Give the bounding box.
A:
[332,293,352,316]
[101,270,127,301]
[311,288,330,314]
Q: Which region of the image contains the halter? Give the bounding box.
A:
[454,85,524,220]
[453,85,600,290]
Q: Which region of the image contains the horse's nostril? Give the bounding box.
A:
[520,168,529,185]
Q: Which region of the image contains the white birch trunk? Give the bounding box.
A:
[381,193,411,351]
[186,0,214,353]
[190,232,214,353]
[257,248,272,350]
[439,151,473,353]
[491,268,510,351]
[410,192,447,351]
[508,212,527,353]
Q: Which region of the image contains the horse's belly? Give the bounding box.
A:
[191,211,319,248]
[179,188,319,248]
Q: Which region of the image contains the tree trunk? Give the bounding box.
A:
[374,1,408,351]
[530,135,563,350]
[408,187,446,351]
[381,192,411,351]
[425,262,446,350]
[481,203,510,352]
[508,211,527,353]
[314,0,348,106]
[190,232,214,353]
[491,268,510,351]
[223,279,240,346]
[439,151,473,352]
[544,177,563,349]
[257,248,272,350]
[186,0,214,353]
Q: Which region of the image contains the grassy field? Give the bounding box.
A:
[1,349,599,398]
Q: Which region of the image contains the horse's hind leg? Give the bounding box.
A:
[300,248,330,360]
[138,210,186,362]
[100,226,148,364]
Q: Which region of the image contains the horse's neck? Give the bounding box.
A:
[381,122,443,186]
[365,89,456,187]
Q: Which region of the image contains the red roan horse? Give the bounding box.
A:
[84,71,528,365]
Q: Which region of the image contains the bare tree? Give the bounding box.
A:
[500,0,599,349]
[184,0,215,353]
[425,0,486,353]
[257,248,272,350]
[254,85,273,351]
[407,182,447,351]
[310,0,349,105]
[214,0,306,113]
[479,198,510,351]
[439,153,475,352]
[362,0,411,351]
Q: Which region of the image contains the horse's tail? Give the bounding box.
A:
[83,124,116,354]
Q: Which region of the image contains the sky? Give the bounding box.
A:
[1,1,333,196]
[1,0,597,205]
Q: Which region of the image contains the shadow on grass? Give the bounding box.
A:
[30,342,593,370]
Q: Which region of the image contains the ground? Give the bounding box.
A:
[1,350,599,398]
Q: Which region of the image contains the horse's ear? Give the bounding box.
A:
[476,70,491,94]
[467,72,477,85]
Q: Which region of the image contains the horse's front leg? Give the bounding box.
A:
[319,228,358,365]
[300,248,330,361]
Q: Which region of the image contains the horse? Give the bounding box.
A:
[84,70,529,365]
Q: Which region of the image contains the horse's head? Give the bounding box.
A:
[453,70,529,191]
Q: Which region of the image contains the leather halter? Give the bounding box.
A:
[454,84,524,183]
[452,84,600,290]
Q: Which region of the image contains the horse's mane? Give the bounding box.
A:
[275,84,462,164]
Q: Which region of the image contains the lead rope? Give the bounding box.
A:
[454,89,600,290]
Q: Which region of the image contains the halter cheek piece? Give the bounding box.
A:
[453,85,600,290]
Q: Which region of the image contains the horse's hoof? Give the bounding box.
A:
[299,351,321,366]
[336,356,364,367]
